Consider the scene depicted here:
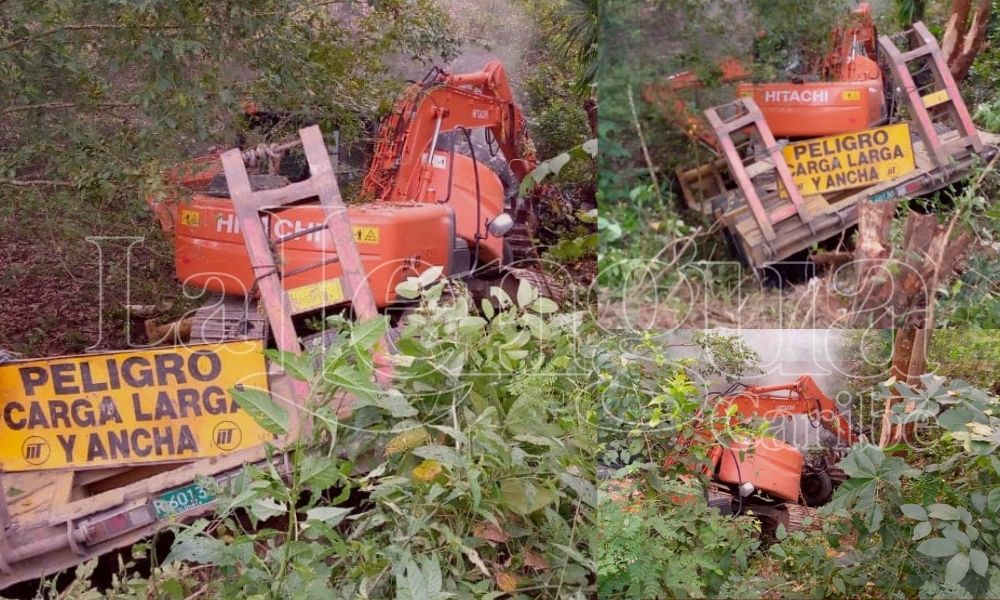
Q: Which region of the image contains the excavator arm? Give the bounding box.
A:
[714,375,856,445]
[642,58,749,153]
[362,60,537,204]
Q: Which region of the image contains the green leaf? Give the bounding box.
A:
[480,298,495,319]
[373,389,418,418]
[230,386,289,435]
[411,445,462,468]
[943,525,971,548]
[559,473,596,506]
[164,535,226,565]
[416,265,444,287]
[325,365,378,403]
[928,503,960,521]
[500,479,554,515]
[840,444,882,478]
[901,504,928,520]
[305,506,351,526]
[969,548,989,576]
[516,278,537,309]
[250,497,286,522]
[916,537,960,558]
[299,454,344,490]
[945,552,970,584]
[264,349,314,381]
[396,278,420,299]
[458,316,487,333]
[350,315,388,351]
[913,521,933,541]
[531,297,558,314]
[775,523,787,541]
[987,487,1000,513]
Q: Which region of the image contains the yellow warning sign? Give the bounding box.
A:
[0,341,273,471]
[353,226,380,244]
[287,278,344,313]
[842,90,861,102]
[782,123,915,195]
[180,209,201,227]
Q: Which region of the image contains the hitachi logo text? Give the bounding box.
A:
[762,89,830,104]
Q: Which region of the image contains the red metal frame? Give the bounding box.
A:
[704,98,811,243]
[222,125,383,396]
[878,22,984,166]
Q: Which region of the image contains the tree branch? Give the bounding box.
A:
[0,23,205,53]
[1,101,134,115]
[0,178,73,187]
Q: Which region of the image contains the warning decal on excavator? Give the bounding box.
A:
[353,226,380,244]
[287,278,344,313]
[180,209,200,227]
[782,123,915,195]
[0,341,273,471]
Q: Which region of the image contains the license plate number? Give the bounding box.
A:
[153,483,215,518]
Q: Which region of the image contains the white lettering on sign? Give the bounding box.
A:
[473,109,489,120]
[762,89,830,104]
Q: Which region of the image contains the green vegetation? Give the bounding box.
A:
[34,277,596,598]
[597,483,759,599]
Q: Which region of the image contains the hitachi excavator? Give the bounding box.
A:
[646,5,999,271]
[0,61,550,591]
[687,376,857,534]
[147,60,546,343]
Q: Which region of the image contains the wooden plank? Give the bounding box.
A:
[3,471,73,521]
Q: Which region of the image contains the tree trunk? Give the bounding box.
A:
[880,327,916,447]
[942,0,992,83]
[853,201,896,327]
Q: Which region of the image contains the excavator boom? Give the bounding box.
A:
[362,60,537,203]
[721,375,857,445]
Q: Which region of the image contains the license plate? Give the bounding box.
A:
[153,483,215,518]
[869,187,898,203]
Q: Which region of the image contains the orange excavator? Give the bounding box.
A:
[148,60,542,342]
[690,376,857,533]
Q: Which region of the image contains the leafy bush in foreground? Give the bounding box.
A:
[162,278,597,599]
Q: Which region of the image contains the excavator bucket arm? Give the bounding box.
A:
[362,60,537,204]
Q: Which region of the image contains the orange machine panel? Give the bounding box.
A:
[171,196,455,308]
[736,77,884,138]
[717,439,804,502]
[424,151,506,264]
